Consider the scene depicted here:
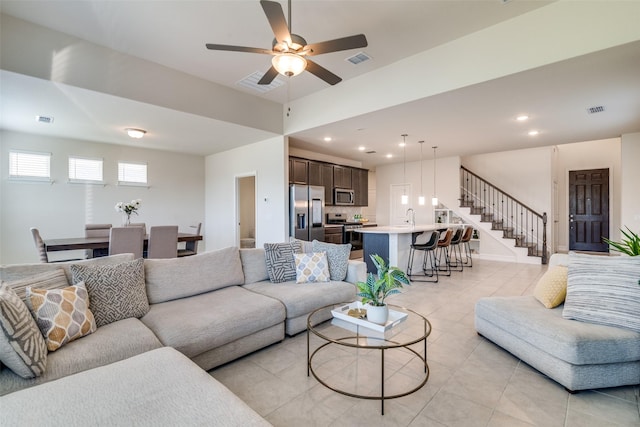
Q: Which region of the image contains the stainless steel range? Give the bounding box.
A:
[326,213,363,257]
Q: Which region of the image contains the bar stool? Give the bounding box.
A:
[406,230,440,283]
[460,226,474,267]
[449,228,465,272]
[436,229,453,276]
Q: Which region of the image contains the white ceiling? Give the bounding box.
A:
[1,0,639,169]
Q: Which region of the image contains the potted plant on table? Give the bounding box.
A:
[355,254,410,324]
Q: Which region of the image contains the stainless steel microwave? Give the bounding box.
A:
[334,188,355,205]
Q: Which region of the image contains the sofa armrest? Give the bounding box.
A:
[345,260,366,284]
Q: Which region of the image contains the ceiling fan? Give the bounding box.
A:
[205,0,368,86]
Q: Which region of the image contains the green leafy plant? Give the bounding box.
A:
[602,227,640,256]
[356,254,410,307]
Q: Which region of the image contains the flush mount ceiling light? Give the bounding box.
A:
[126,128,146,139]
[272,53,307,77]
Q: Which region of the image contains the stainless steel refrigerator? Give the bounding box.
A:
[290,184,325,242]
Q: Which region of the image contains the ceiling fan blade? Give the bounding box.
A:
[206,43,273,55]
[305,59,342,86]
[260,0,291,44]
[257,66,279,85]
[306,34,368,56]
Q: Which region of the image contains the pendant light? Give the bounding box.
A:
[432,146,439,206]
[401,134,408,205]
[418,140,425,205]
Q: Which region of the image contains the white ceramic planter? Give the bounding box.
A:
[366,304,389,325]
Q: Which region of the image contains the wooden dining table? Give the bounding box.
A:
[44,233,203,258]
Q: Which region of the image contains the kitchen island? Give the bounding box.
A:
[357,225,463,274]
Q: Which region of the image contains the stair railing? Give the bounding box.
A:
[460,166,548,264]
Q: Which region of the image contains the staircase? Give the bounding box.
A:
[458,166,548,264]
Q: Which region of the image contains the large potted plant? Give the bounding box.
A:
[602,227,640,256]
[355,254,410,324]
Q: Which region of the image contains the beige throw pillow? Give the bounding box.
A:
[533,265,568,308]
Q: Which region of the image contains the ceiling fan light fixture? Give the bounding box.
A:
[272,53,307,77]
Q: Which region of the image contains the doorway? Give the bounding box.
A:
[236,174,256,248]
[568,168,609,252]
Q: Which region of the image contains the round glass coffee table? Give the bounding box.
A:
[307,302,431,415]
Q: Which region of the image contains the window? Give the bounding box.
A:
[118,162,147,185]
[9,150,51,181]
[68,156,103,183]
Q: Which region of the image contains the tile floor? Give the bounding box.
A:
[210,258,640,426]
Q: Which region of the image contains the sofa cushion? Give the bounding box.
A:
[27,284,97,352]
[312,240,352,281]
[0,284,47,379]
[0,317,162,396]
[0,253,134,284]
[144,247,245,304]
[244,280,356,320]
[0,347,270,426]
[70,258,149,327]
[533,265,568,308]
[563,252,640,333]
[4,269,69,304]
[141,286,285,358]
[475,295,640,365]
[264,241,302,283]
[239,248,269,284]
[295,252,330,283]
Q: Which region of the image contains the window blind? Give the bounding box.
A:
[68,156,103,182]
[118,162,147,184]
[9,150,51,180]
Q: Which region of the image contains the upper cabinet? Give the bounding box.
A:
[289,156,368,206]
[333,165,352,189]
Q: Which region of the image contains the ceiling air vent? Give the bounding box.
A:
[237,71,284,93]
[35,115,54,124]
[587,105,605,114]
[346,52,371,65]
[366,150,377,154]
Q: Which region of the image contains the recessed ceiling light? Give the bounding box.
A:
[126,128,146,139]
[528,130,539,136]
[358,146,365,151]
[516,115,529,121]
[398,142,406,147]
[323,137,332,142]
[386,154,393,158]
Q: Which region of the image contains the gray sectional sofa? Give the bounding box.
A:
[0,245,365,424]
[475,253,640,392]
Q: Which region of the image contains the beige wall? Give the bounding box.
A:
[621,133,640,235]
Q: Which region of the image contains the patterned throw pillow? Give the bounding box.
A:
[294,252,330,284]
[5,269,69,305]
[70,258,149,327]
[563,253,640,332]
[0,284,47,378]
[311,240,352,281]
[27,284,97,352]
[264,241,302,283]
[533,265,568,308]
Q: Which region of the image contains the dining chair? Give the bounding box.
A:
[30,227,50,263]
[109,226,144,259]
[30,227,83,263]
[85,223,112,257]
[406,230,440,283]
[126,223,146,235]
[147,226,179,259]
[178,222,202,257]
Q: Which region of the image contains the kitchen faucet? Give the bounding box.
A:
[406,208,415,227]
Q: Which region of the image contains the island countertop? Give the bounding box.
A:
[356,224,463,234]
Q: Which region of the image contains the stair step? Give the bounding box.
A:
[491,220,504,230]
[470,207,484,215]
[503,227,515,238]
[459,199,474,208]
[481,213,494,222]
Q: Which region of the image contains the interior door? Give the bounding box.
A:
[569,169,609,252]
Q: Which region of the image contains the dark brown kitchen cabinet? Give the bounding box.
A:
[323,227,343,244]
[289,158,308,184]
[308,161,334,204]
[352,168,369,206]
[333,165,352,189]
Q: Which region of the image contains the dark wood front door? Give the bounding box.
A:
[569,168,609,252]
